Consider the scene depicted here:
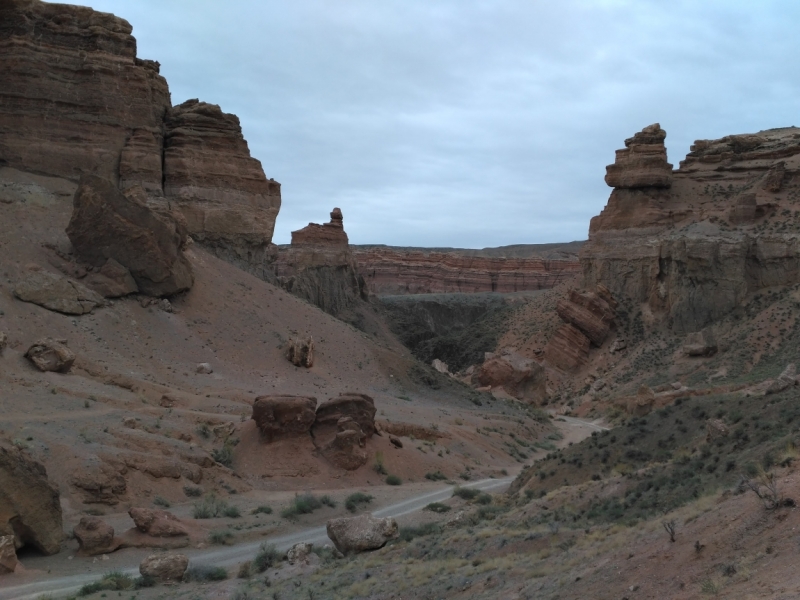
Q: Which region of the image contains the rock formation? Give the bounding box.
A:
[273,208,366,316]
[683,328,717,357]
[604,123,673,189]
[13,269,104,315]
[73,517,121,556]
[286,336,314,368]
[0,0,281,281]
[25,338,76,373]
[312,393,377,442]
[67,176,193,297]
[475,350,546,403]
[0,443,63,555]
[0,535,17,575]
[251,395,318,442]
[139,553,189,582]
[326,514,398,555]
[584,125,800,333]
[128,508,188,538]
[319,417,369,470]
[354,246,581,295]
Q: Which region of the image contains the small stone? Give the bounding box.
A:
[139,553,189,582]
[25,338,76,373]
[195,363,213,374]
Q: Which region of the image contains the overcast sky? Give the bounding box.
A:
[74,1,800,247]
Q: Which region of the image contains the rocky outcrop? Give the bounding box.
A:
[604,123,672,189]
[0,443,63,555]
[129,508,188,538]
[319,418,368,471]
[286,336,314,368]
[139,553,189,582]
[14,269,104,315]
[163,99,281,272]
[683,328,717,357]
[25,338,76,373]
[71,463,127,505]
[274,209,366,316]
[67,176,193,297]
[326,514,398,555]
[73,517,121,556]
[544,324,591,372]
[475,350,546,403]
[286,542,314,565]
[584,125,800,334]
[0,535,17,574]
[312,393,377,442]
[252,395,318,442]
[354,247,581,295]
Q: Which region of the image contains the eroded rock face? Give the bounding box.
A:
[252,395,317,442]
[163,99,281,269]
[128,508,188,538]
[326,514,398,555]
[71,463,127,505]
[683,329,717,357]
[73,517,121,556]
[319,418,368,471]
[585,125,800,334]
[286,542,313,565]
[274,208,366,316]
[0,443,63,555]
[604,123,672,189]
[0,332,7,356]
[0,535,17,575]
[286,336,314,368]
[67,176,193,297]
[14,269,104,315]
[312,393,377,442]
[25,338,76,373]
[555,289,616,347]
[476,350,546,403]
[139,553,189,582]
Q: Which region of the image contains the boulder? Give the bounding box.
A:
[705,419,730,443]
[683,329,717,357]
[287,336,314,368]
[0,332,7,356]
[475,351,546,403]
[73,517,121,556]
[139,553,189,582]
[25,338,76,373]
[389,436,403,449]
[326,514,398,555]
[313,393,377,442]
[252,395,317,442]
[0,443,63,555]
[627,386,655,417]
[286,542,313,565]
[13,269,104,315]
[431,359,450,374]
[195,363,213,374]
[129,508,188,537]
[0,535,17,575]
[67,176,193,297]
[71,463,127,505]
[319,420,368,471]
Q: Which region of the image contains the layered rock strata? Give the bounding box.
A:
[354,247,580,295]
[0,0,281,279]
[252,396,318,442]
[274,209,366,316]
[585,124,800,333]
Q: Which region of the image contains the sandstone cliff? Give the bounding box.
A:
[0,0,280,277]
[353,246,580,295]
[584,124,800,333]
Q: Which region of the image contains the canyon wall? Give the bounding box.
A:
[0,0,280,274]
[353,245,582,295]
[583,123,800,334]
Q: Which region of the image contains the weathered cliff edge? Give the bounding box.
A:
[0,0,280,273]
[583,123,800,335]
[353,243,582,295]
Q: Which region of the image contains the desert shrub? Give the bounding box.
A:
[458,471,472,481]
[208,529,234,545]
[311,545,339,564]
[211,442,234,467]
[476,505,506,521]
[345,492,374,512]
[192,494,230,519]
[424,502,451,513]
[281,493,323,520]
[424,470,447,481]
[153,495,171,508]
[183,485,202,497]
[224,505,241,518]
[185,564,228,582]
[133,574,156,589]
[237,561,252,579]
[475,492,493,505]
[251,505,272,515]
[452,487,480,501]
[386,474,402,486]
[320,495,337,508]
[398,522,441,542]
[374,451,387,475]
[253,543,281,573]
[77,572,134,596]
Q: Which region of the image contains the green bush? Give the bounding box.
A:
[424,470,447,481]
[183,485,202,497]
[452,486,480,500]
[223,505,241,518]
[476,493,493,505]
[251,505,273,515]
[153,495,171,508]
[281,493,323,520]
[345,492,374,512]
[253,543,281,573]
[192,494,231,519]
[77,572,134,596]
[320,495,337,508]
[185,564,228,582]
[424,502,451,513]
[211,443,234,467]
[399,522,441,542]
[209,529,234,545]
[386,474,402,486]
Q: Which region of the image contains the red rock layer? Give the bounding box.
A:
[353,248,580,295]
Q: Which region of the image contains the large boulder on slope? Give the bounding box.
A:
[476,350,547,403]
[326,514,398,555]
[129,508,188,537]
[312,393,377,443]
[139,553,189,582]
[73,517,121,556]
[25,338,75,373]
[0,443,63,555]
[13,269,104,315]
[252,395,317,442]
[67,176,193,297]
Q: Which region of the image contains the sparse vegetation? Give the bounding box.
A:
[184,564,228,582]
[385,474,402,486]
[192,494,238,519]
[345,492,374,512]
[281,493,330,520]
[153,495,171,508]
[424,470,447,481]
[251,504,273,515]
[253,543,281,573]
[209,529,234,545]
[424,502,451,513]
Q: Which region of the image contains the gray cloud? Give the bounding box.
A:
[76,0,800,246]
